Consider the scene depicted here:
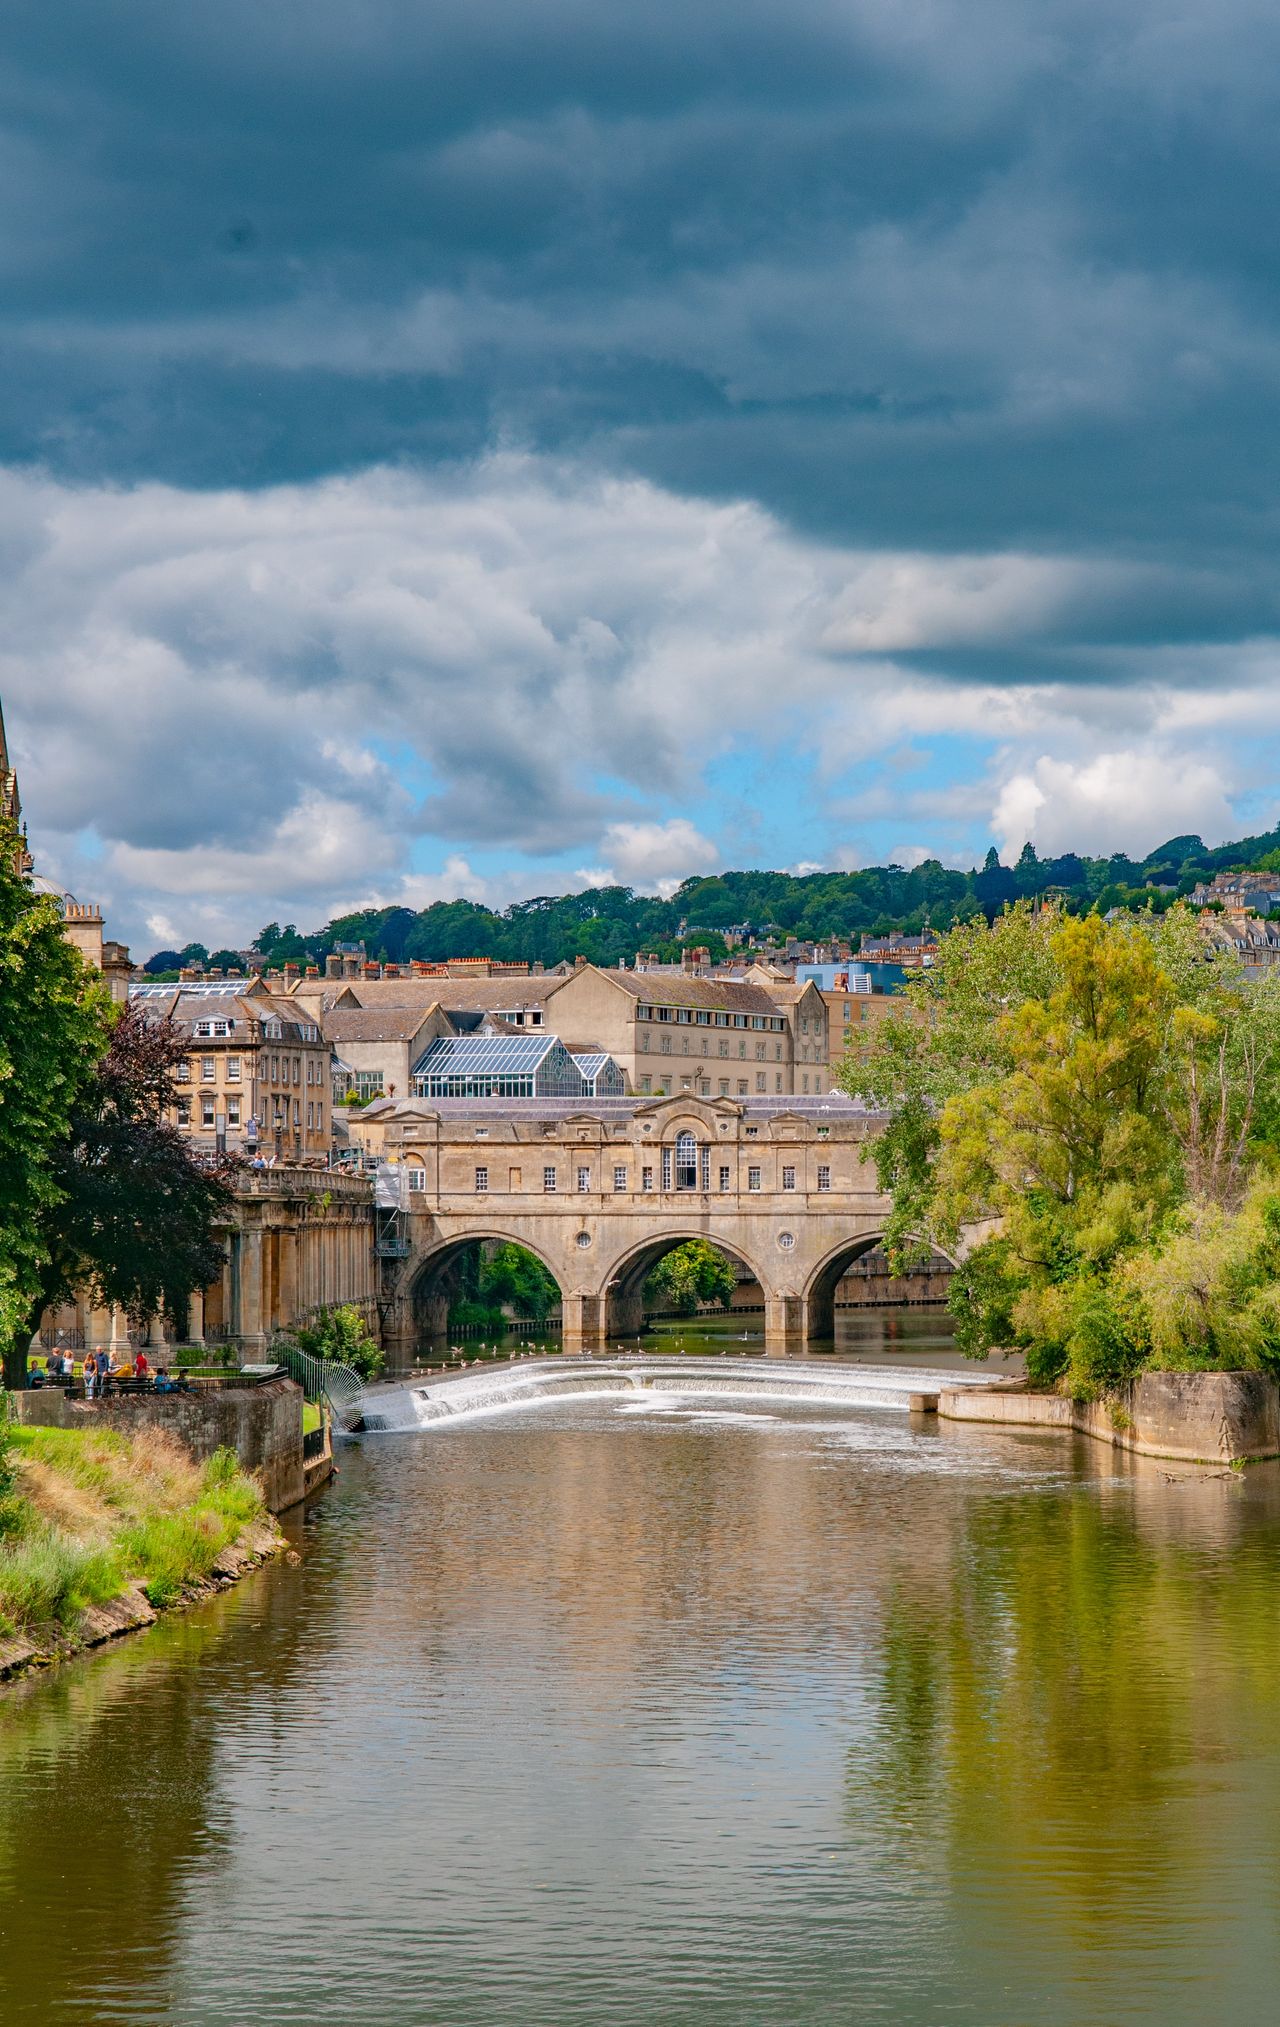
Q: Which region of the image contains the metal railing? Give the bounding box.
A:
[270,1341,365,1429]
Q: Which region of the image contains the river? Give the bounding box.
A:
[5,1322,1280,2024]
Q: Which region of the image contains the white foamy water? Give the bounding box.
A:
[358,1355,1001,1432]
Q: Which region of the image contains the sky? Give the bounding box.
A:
[2,0,1280,953]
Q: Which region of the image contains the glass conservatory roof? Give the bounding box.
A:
[413,1033,562,1079]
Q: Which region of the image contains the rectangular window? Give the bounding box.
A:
[661,1147,672,1190]
[407,1167,427,1192]
[782,1166,796,1190]
[228,1097,242,1128]
[176,1058,190,1081]
[640,1074,652,1093]
[226,1056,241,1081]
[201,1097,216,1128]
[475,1166,489,1192]
[660,1035,671,1053]
[748,1165,761,1191]
[613,1165,627,1192]
[201,1056,215,1082]
[755,1073,766,1092]
[543,1166,557,1193]
[719,1164,730,1192]
[802,1074,809,1093]
[738,1041,746,1058]
[176,1096,190,1125]
[775,1073,782,1092]
[639,1031,650,1051]
[293,1099,300,1125]
[642,1166,654,1192]
[577,1166,590,1193]
[737,1079,748,1095]
[719,1078,729,1094]
[817,1165,831,1191]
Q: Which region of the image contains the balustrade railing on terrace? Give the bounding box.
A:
[233,1165,374,1200]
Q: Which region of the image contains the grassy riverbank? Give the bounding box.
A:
[0,1418,272,1644]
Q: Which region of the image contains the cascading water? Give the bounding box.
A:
[357,1356,1003,1430]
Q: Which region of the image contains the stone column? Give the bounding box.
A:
[278,1229,299,1330]
[108,1306,130,1355]
[187,1287,205,1348]
[241,1228,264,1351]
[87,1304,113,1352]
[148,1309,169,1353]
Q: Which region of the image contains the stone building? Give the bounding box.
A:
[509,964,830,1098]
[130,979,332,1160]
[36,1162,379,1360]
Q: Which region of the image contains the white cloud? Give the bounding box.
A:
[0,451,1276,950]
[992,751,1236,861]
[577,818,720,897]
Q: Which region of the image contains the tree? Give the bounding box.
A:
[644,1241,738,1315]
[0,818,112,1388]
[289,1303,384,1381]
[23,1004,235,1379]
[476,1243,560,1321]
[208,948,243,972]
[840,904,1060,1264]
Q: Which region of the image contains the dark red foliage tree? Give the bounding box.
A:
[21,1004,236,1373]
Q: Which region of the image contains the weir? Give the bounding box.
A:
[358,1355,1004,1430]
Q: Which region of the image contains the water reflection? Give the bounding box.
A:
[3,1405,1280,2024]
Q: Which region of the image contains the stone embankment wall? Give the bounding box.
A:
[938,1369,1280,1464]
[16,1378,308,1512]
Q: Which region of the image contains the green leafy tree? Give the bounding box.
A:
[477,1243,560,1321]
[0,820,113,1387]
[839,904,1059,1264]
[291,1303,384,1380]
[644,1241,738,1315]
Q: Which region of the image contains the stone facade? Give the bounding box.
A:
[38,1164,380,1361]
[132,981,333,1160]
[360,1091,979,1357]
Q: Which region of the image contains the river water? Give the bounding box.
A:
[6,1321,1280,2024]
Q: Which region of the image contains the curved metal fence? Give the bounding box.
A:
[270,1342,366,1430]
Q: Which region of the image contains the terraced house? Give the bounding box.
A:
[131,980,332,1160]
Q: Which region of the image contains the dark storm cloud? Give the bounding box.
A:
[3,0,1279,599]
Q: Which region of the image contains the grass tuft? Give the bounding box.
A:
[0,1426,267,1636]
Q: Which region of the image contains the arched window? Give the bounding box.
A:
[675,1131,698,1190]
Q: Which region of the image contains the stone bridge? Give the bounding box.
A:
[360,1092,983,1358]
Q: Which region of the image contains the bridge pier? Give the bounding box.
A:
[764,1294,806,1357]
[562,1292,609,1353]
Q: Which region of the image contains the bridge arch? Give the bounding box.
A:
[402,1229,566,1347]
[599,1229,773,1340]
[802,1231,958,1340]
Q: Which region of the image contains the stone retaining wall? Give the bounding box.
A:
[938,1369,1280,1464]
[15,1377,307,1511]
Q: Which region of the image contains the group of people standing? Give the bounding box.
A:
[80,1347,148,1397]
[34,1348,189,1397]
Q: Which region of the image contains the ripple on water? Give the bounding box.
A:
[5,1397,1280,2026]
